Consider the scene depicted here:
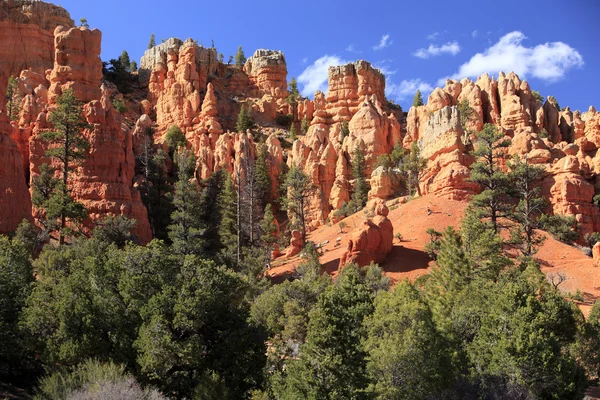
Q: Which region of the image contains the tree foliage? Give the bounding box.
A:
[412,90,424,107]
[5,75,21,121]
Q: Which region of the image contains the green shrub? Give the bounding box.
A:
[539,214,578,244]
[164,125,186,152]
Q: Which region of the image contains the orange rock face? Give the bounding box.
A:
[27,25,152,243]
[0,1,72,110]
[286,230,304,258]
[339,201,394,269]
[0,123,33,233]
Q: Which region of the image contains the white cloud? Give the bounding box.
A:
[298,55,348,97]
[386,79,434,101]
[448,31,583,82]
[373,34,392,50]
[471,30,478,38]
[414,41,461,59]
[345,44,360,53]
[427,32,440,40]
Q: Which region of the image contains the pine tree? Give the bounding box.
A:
[301,117,309,134]
[508,156,548,258]
[130,61,138,72]
[79,18,89,28]
[235,46,246,67]
[236,105,255,133]
[253,143,272,208]
[282,165,316,246]
[218,53,224,63]
[457,98,476,136]
[39,89,90,245]
[461,206,510,279]
[218,172,239,261]
[287,77,300,104]
[148,33,156,49]
[404,142,427,196]
[412,90,424,107]
[469,123,511,233]
[168,149,205,255]
[119,50,131,73]
[137,127,173,240]
[260,204,278,268]
[348,146,370,213]
[289,122,297,141]
[164,124,186,154]
[5,76,21,122]
[277,265,375,398]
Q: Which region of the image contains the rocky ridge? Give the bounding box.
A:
[1,1,599,247]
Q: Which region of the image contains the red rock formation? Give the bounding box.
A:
[28,25,152,243]
[0,1,73,109]
[0,118,32,234]
[286,230,303,258]
[338,201,394,269]
[244,49,288,99]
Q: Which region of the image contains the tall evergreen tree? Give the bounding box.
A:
[507,155,548,258]
[39,89,90,245]
[275,265,375,399]
[118,50,131,73]
[234,46,246,67]
[168,150,205,256]
[253,143,272,208]
[412,90,424,107]
[218,172,239,263]
[469,123,511,233]
[260,203,278,268]
[148,33,156,49]
[236,105,255,133]
[287,77,300,104]
[404,142,427,196]
[348,146,370,213]
[282,165,316,246]
[365,281,453,399]
[137,127,173,240]
[5,75,21,121]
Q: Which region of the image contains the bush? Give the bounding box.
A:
[539,214,578,244]
[424,228,442,259]
[276,113,293,127]
[113,99,126,113]
[164,125,186,153]
[36,359,165,400]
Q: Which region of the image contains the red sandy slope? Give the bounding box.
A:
[269,194,600,311]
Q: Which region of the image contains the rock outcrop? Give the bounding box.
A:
[339,201,394,269]
[27,25,152,242]
[0,1,73,110]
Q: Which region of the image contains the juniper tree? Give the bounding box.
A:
[39,89,90,245]
[5,75,21,121]
[469,123,511,233]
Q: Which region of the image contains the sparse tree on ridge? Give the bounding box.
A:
[412,90,424,107]
[235,46,246,67]
[148,33,156,49]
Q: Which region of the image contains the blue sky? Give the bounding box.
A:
[56,0,599,111]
